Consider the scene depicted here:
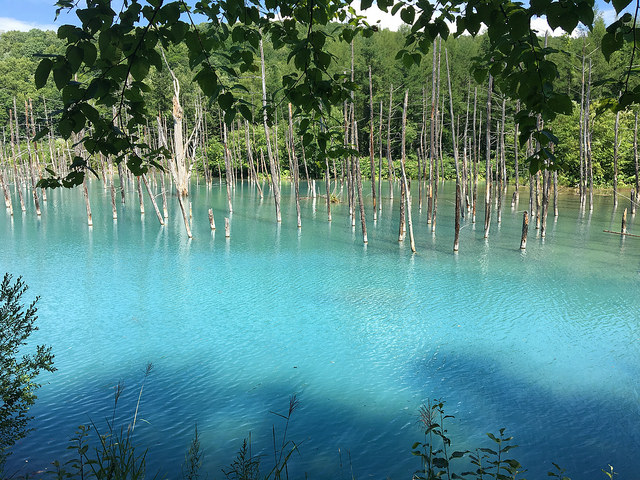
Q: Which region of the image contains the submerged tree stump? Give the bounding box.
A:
[454,183,461,252]
[225,217,230,238]
[208,208,216,230]
[520,211,529,250]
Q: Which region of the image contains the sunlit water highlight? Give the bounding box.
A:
[1,178,639,479]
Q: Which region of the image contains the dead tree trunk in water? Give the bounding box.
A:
[142,173,164,225]
[387,84,394,199]
[446,49,461,250]
[472,89,478,223]
[83,178,92,227]
[288,103,302,228]
[260,38,281,223]
[512,101,520,206]
[161,49,194,197]
[579,45,586,207]
[222,122,234,213]
[368,66,377,220]
[586,59,594,211]
[137,176,145,214]
[454,183,461,252]
[613,109,620,208]
[635,112,639,200]
[520,211,529,249]
[325,156,332,222]
[428,41,437,225]
[484,74,493,239]
[8,109,26,212]
[378,100,383,212]
[400,90,416,252]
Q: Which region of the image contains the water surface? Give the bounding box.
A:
[1,178,639,479]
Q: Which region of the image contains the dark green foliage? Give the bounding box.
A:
[0,274,55,472]
[32,0,637,188]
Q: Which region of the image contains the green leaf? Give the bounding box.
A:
[53,61,72,90]
[219,91,234,110]
[130,57,150,81]
[400,6,415,24]
[548,94,573,115]
[194,67,219,97]
[612,0,632,13]
[66,45,84,71]
[361,0,373,10]
[35,59,53,89]
[32,127,49,143]
[601,32,623,62]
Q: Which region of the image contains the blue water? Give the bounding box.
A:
[1,177,639,479]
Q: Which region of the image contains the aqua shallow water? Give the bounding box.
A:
[1,178,639,479]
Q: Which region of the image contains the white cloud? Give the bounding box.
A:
[0,16,57,32]
[600,7,617,25]
[351,3,404,31]
[529,16,566,37]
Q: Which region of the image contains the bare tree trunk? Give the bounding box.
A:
[176,191,192,238]
[260,38,281,222]
[351,101,368,243]
[161,174,168,218]
[400,90,415,252]
[378,100,383,212]
[135,175,145,214]
[472,90,478,223]
[512,100,520,206]
[635,112,639,199]
[222,122,234,213]
[520,211,529,249]
[117,162,126,204]
[428,39,438,225]
[110,182,117,219]
[288,103,302,228]
[497,98,505,224]
[553,170,558,217]
[161,50,191,197]
[613,109,620,208]
[454,183,461,252]
[484,74,493,238]
[586,59,594,212]
[0,169,13,215]
[387,84,394,199]
[579,44,586,207]
[445,48,461,249]
[368,66,377,220]
[208,208,216,230]
[142,173,164,225]
[16,99,41,215]
[83,178,93,226]
[325,156,332,222]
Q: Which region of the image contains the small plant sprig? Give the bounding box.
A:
[412,399,467,480]
[478,428,525,480]
[49,364,157,480]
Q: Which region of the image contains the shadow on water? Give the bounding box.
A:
[8,347,640,480]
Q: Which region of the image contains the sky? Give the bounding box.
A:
[0,0,618,35]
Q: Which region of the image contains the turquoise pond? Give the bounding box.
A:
[1,178,639,479]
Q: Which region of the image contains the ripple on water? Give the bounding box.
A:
[1,181,639,480]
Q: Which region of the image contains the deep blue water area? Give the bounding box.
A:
[1,178,638,479]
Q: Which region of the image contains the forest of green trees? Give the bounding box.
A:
[0,17,638,188]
